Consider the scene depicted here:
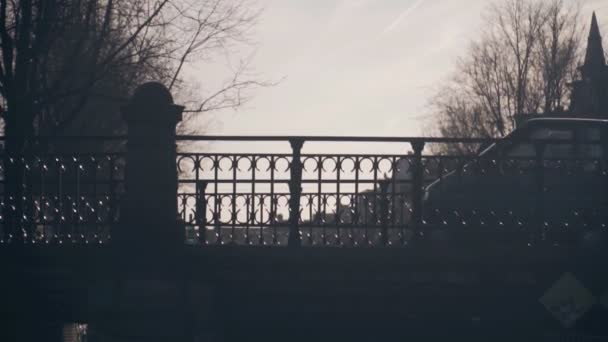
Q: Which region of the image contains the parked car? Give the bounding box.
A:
[423,118,608,230]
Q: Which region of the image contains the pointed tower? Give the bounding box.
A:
[569,12,608,118]
[581,12,606,78]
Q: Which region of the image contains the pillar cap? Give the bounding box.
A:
[133,82,174,105]
[122,82,184,123]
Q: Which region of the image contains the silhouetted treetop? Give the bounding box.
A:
[431,0,587,153]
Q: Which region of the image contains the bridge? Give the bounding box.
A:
[1,82,608,342]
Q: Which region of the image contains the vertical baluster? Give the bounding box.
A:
[9,156,20,242]
[399,195,406,245]
[453,158,465,229]
[363,191,369,246]
[308,195,313,245]
[23,156,33,242]
[379,179,389,246]
[353,157,360,246]
[57,157,69,243]
[371,156,379,245]
[533,142,546,245]
[231,156,237,243]
[472,153,481,230]
[213,155,221,245]
[267,156,275,245]
[40,157,47,242]
[89,156,97,243]
[180,194,187,222]
[320,157,327,245]
[245,194,251,245]
[55,156,64,242]
[322,194,327,246]
[214,196,222,245]
[18,157,26,242]
[288,139,304,247]
[196,180,208,245]
[433,158,445,230]
[94,157,103,242]
[258,194,265,245]
[4,159,8,241]
[410,140,425,241]
[1,156,4,242]
[335,156,341,246]
[108,157,116,242]
[29,156,37,242]
[317,156,323,245]
[348,193,355,246]
[94,158,102,242]
[249,156,256,245]
[74,156,81,243]
[4,156,18,241]
[1,157,6,242]
[390,156,397,246]
[602,127,608,231]
[398,158,406,246]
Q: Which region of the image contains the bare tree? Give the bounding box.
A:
[536,0,581,114]
[0,0,263,147]
[492,0,547,118]
[0,0,265,231]
[431,0,583,144]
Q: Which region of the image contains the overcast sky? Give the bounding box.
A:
[190,0,608,142]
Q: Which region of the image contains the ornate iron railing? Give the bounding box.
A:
[176,135,608,247]
[1,135,607,247]
[176,136,427,247]
[0,137,126,244]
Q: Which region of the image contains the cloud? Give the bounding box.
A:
[382,0,425,34]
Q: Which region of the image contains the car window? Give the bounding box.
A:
[576,126,603,159]
[506,127,573,158]
[506,143,535,157]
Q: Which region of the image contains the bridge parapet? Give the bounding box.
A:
[1,113,608,249]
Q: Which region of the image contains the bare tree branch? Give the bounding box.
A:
[432,0,584,148]
[0,0,268,141]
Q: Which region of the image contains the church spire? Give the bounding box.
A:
[568,12,608,119]
[583,12,606,75]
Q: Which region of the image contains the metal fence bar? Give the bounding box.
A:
[379,180,389,246]
[288,139,304,247]
[196,180,207,245]
[410,141,425,240]
[534,142,546,245]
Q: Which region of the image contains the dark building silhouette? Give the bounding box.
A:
[515,12,608,127]
[569,12,608,118]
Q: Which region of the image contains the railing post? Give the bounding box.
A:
[288,139,304,247]
[115,82,184,247]
[196,180,208,245]
[410,140,426,240]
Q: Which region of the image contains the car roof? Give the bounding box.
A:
[478,117,608,157]
[523,117,608,128]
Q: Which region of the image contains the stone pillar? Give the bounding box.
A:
[114,82,184,247]
[91,83,191,342]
